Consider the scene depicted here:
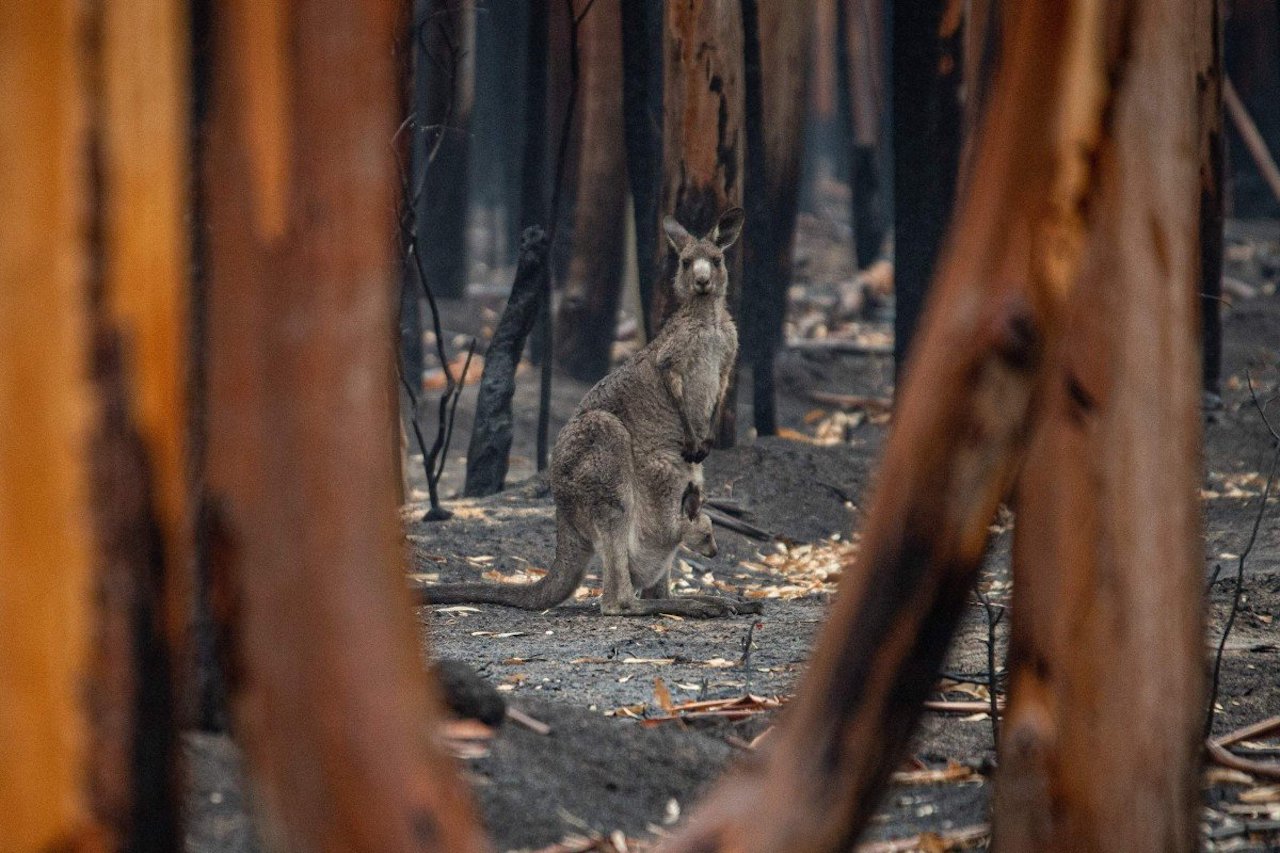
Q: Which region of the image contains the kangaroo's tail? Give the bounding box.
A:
[416,521,593,611]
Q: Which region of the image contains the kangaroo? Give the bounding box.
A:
[419,208,757,617]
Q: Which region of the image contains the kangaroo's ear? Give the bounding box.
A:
[711,207,744,249]
[681,481,702,521]
[663,216,693,253]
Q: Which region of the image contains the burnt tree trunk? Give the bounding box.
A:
[555,0,626,384]
[1,1,191,846]
[658,0,746,447]
[621,1,664,336]
[472,0,528,266]
[201,1,486,848]
[519,0,550,235]
[994,1,1206,848]
[892,0,963,380]
[660,2,1199,849]
[742,0,815,436]
[1199,0,1225,397]
[414,0,475,299]
[464,229,550,496]
[841,0,887,268]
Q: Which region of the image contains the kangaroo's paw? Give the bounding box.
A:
[681,443,710,464]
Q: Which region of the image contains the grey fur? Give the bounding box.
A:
[421,209,757,618]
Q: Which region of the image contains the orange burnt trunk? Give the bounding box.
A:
[200,1,487,849]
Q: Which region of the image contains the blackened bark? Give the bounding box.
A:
[464,228,550,496]
[892,0,963,379]
[521,1,550,233]
[621,1,664,336]
[741,0,774,435]
[840,0,887,268]
[1201,0,1224,397]
[473,0,529,265]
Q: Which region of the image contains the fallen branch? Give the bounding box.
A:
[1206,741,1280,781]
[1205,714,1280,781]
[1214,714,1280,749]
[786,337,893,357]
[1224,76,1280,206]
[507,706,553,735]
[704,507,775,541]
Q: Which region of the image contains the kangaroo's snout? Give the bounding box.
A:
[692,258,712,291]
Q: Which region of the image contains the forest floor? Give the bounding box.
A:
[187,219,1280,852]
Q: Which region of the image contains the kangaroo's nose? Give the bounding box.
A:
[692,258,712,284]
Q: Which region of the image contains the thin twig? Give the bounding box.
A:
[436,337,477,482]
[975,588,1005,747]
[1205,373,1280,737]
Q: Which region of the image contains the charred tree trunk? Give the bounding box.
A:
[555,0,626,384]
[1199,0,1225,398]
[2,1,192,846]
[464,229,550,496]
[660,2,1202,849]
[891,0,963,380]
[472,0,529,266]
[414,0,475,299]
[841,0,887,268]
[520,2,550,235]
[621,1,664,336]
[658,0,746,447]
[994,1,1206,848]
[742,0,815,436]
[200,1,486,848]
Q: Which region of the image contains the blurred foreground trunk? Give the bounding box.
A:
[1,1,191,847]
[200,1,486,849]
[659,0,1203,849]
[657,0,746,446]
[994,0,1206,846]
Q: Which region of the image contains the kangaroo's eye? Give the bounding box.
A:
[715,256,724,267]
[680,257,691,269]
